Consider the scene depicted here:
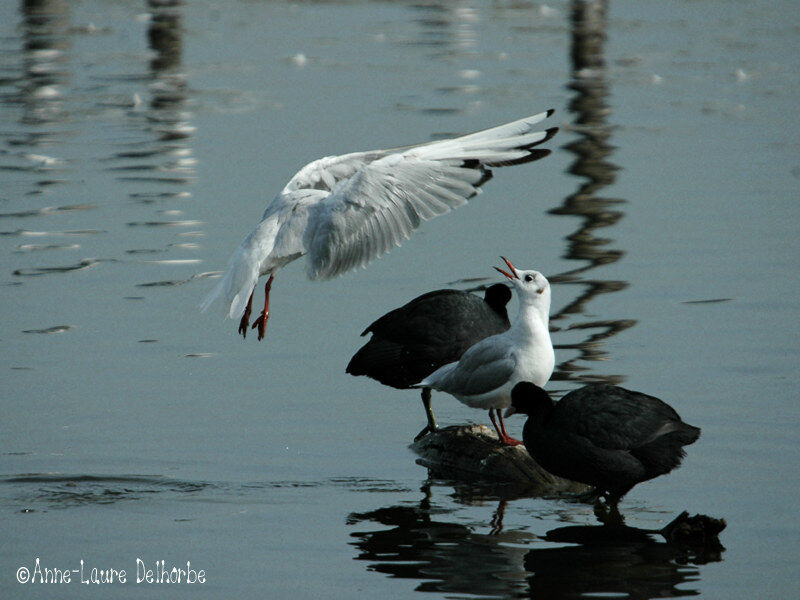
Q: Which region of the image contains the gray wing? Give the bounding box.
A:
[434,340,517,397]
[301,111,556,280]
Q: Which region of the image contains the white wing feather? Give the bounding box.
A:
[304,158,483,280]
[304,111,555,280]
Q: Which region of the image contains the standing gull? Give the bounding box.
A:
[201,112,557,340]
[414,258,555,445]
[346,284,512,440]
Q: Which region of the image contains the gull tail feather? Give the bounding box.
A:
[412,361,457,389]
[200,242,261,320]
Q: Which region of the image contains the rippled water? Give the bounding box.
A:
[2,1,798,598]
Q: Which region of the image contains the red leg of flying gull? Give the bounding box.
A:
[238,290,254,339]
[489,408,523,446]
[252,274,274,341]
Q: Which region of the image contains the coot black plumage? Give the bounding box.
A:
[506,382,700,504]
[347,284,512,439]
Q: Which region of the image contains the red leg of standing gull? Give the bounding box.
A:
[488,408,523,446]
[251,274,274,341]
[238,290,254,339]
[497,409,522,445]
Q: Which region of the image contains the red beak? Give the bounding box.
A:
[494,256,519,280]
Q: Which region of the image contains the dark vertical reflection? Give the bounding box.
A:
[108,0,202,271]
[148,1,182,78]
[409,1,477,59]
[17,0,70,134]
[1,0,73,195]
[109,0,196,192]
[146,0,188,120]
[95,0,202,288]
[347,485,530,597]
[549,0,635,386]
[403,1,480,116]
[347,486,719,599]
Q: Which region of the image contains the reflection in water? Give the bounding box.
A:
[103,0,202,277]
[2,0,201,280]
[410,1,477,57]
[348,486,530,597]
[13,257,103,276]
[0,202,93,218]
[348,486,721,599]
[403,2,481,116]
[459,0,631,386]
[548,0,634,386]
[524,523,722,599]
[145,0,195,165]
[22,324,74,334]
[2,0,73,201]
[16,0,70,137]
[108,0,196,192]
[1,474,411,511]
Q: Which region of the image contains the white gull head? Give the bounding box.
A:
[494,257,551,323]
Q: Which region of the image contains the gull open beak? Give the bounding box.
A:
[503,406,516,418]
[493,256,520,280]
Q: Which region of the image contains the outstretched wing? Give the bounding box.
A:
[281,150,390,195]
[302,111,557,280]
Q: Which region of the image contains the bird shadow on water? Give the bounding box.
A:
[346,483,724,600]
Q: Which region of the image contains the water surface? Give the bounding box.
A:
[2,1,798,598]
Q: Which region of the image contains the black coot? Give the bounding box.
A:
[347,285,512,439]
[506,382,700,505]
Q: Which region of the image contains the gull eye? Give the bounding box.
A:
[524,274,534,282]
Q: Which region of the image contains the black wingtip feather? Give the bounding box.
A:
[537,126,559,146]
[519,127,559,150]
[460,159,494,188]
[476,166,493,188]
[491,148,551,167]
